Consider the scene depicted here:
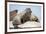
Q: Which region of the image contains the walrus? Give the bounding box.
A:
[12,8,39,28]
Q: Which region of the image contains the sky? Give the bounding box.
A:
[9,4,41,19]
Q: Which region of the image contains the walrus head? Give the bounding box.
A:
[21,8,32,24]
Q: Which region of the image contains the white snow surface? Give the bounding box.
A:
[9,21,41,28]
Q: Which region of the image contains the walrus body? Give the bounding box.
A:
[12,8,39,28]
